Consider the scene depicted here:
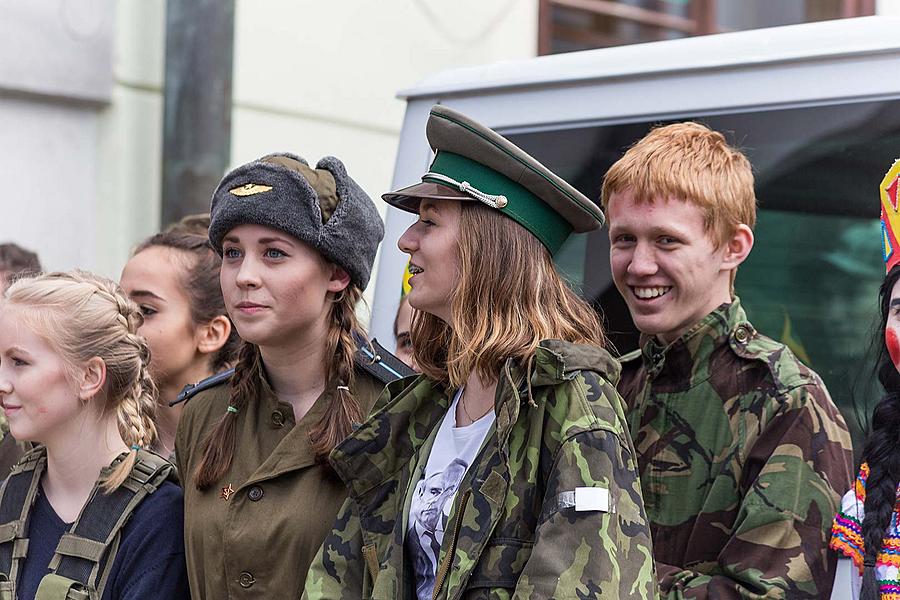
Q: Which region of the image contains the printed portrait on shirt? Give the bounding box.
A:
[411,458,468,533]
[407,458,468,600]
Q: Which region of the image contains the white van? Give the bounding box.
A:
[372,18,900,595]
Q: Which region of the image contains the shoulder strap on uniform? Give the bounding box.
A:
[353,333,416,384]
[0,446,46,597]
[618,348,642,363]
[45,450,175,598]
[170,368,235,406]
[173,336,412,405]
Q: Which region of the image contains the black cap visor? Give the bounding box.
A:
[382,181,476,214]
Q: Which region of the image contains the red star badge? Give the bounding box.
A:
[220,483,235,500]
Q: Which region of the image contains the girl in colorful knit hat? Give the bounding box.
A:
[831,159,900,599]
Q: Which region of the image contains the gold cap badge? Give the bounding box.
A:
[230,183,273,197]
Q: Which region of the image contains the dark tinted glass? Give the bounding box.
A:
[504,98,900,453]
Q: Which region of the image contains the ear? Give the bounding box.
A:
[77,357,107,402]
[196,315,232,356]
[326,265,351,294]
[720,224,754,271]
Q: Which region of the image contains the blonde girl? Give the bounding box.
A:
[0,271,188,599]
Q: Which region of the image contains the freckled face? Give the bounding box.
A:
[120,246,202,389]
[220,224,346,349]
[397,200,461,324]
[608,191,733,344]
[0,306,84,443]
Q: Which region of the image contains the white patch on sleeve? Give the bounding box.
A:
[574,487,609,512]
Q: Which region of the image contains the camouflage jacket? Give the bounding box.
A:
[303,340,656,599]
[618,298,853,599]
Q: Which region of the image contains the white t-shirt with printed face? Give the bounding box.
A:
[405,388,495,600]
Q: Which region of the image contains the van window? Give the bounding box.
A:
[504,97,900,453]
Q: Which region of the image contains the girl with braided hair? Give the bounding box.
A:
[831,160,900,599]
[120,213,240,458]
[174,153,391,598]
[0,270,189,599]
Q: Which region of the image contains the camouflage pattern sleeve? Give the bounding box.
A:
[513,428,657,599]
[302,497,367,600]
[656,383,853,599]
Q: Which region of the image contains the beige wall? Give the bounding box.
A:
[95,0,537,293]
[0,0,113,274]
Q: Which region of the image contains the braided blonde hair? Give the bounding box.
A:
[4,270,158,491]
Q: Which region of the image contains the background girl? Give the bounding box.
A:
[0,271,188,599]
[393,294,416,370]
[119,214,239,457]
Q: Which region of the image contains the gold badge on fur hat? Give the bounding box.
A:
[230,183,273,197]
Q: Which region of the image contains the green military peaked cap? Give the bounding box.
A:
[382,105,604,254]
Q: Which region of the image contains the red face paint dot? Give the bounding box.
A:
[887,328,900,372]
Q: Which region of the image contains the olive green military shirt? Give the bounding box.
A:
[175,362,383,599]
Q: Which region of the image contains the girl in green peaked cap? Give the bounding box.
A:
[304,106,656,600]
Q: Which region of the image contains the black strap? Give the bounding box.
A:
[173,335,414,408]
[50,450,175,594]
[170,368,235,406]
[354,336,416,384]
[0,447,45,586]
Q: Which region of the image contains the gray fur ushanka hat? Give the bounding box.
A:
[208,153,384,288]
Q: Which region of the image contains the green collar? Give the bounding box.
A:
[640,298,747,373]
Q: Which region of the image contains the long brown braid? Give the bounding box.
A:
[309,285,363,462]
[192,342,261,490]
